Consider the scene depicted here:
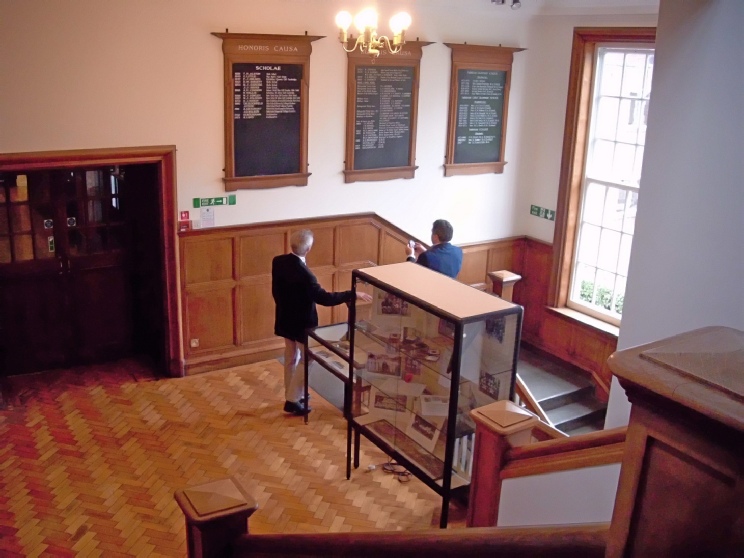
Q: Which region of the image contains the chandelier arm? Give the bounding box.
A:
[340,36,365,54]
[378,36,404,55]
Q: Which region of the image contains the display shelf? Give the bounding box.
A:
[347,262,523,528]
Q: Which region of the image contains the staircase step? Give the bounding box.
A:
[538,385,595,412]
[548,400,607,434]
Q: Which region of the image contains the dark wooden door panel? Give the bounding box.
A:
[70,265,132,362]
[0,274,69,374]
[0,165,140,376]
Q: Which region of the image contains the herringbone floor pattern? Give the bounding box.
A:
[0,359,464,557]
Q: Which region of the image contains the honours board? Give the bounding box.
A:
[453,69,505,165]
[353,66,414,171]
[232,63,302,177]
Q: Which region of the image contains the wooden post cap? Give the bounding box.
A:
[174,477,258,524]
[488,270,522,284]
[471,400,538,436]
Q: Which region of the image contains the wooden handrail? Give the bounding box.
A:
[502,426,626,479]
[508,426,626,461]
[515,374,554,426]
[234,523,609,557]
[530,419,570,441]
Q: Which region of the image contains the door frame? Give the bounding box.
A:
[0,146,182,377]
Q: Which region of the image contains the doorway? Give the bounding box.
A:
[0,147,180,378]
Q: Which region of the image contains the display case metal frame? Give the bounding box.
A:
[347,262,523,527]
[303,322,354,425]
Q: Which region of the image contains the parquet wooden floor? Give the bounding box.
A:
[0,359,465,557]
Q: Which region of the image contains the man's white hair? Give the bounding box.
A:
[290,229,314,256]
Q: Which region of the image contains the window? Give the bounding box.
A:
[551,28,655,327]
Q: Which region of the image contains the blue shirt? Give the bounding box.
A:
[410,242,463,279]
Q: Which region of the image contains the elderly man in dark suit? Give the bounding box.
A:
[405,219,463,279]
[272,229,371,416]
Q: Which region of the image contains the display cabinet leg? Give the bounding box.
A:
[346,422,352,479]
[303,349,310,425]
[440,494,450,529]
[354,429,361,469]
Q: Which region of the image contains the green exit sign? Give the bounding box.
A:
[530,204,556,221]
[193,195,236,208]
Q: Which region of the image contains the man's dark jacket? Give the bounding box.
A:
[272,253,353,342]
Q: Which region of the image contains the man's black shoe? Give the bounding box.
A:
[283,400,312,416]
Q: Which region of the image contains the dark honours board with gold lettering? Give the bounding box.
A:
[444,44,524,177]
[232,63,302,176]
[342,42,431,184]
[213,33,323,190]
[353,66,414,171]
[453,69,506,164]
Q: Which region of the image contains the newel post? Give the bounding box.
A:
[467,400,538,527]
[488,270,522,302]
[174,477,258,558]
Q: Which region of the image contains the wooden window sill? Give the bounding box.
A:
[547,307,619,338]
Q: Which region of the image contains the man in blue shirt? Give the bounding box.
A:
[405,219,463,279]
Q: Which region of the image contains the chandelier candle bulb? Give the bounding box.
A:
[335,8,411,57]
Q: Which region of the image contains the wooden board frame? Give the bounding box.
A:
[342,42,431,184]
[443,44,524,177]
[212,33,323,190]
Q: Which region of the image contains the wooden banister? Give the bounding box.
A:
[530,419,570,441]
[234,523,609,557]
[514,374,554,426]
[506,426,626,462]
[468,403,626,527]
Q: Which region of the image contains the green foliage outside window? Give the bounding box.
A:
[580,280,624,315]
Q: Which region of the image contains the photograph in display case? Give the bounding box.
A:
[379,292,410,315]
[478,369,512,400]
[366,419,445,480]
[371,388,408,413]
[405,413,444,453]
[485,316,506,343]
[365,353,401,377]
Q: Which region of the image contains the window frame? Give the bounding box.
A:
[549,28,656,323]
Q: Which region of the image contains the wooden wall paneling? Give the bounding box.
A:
[177,218,617,401]
[312,267,336,326]
[570,325,615,396]
[487,242,517,275]
[337,221,380,265]
[540,312,575,360]
[183,237,234,285]
[459,245,490,286]
[238,231,285,278]
[514,239,552,341]
[304,226,334,268]
[184,285,236,355]
[380,229,409,266]
[238,278,275,348]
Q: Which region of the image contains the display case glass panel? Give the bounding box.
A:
[348,262,523,526]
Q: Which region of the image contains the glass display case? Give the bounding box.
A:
[347,262,523,527]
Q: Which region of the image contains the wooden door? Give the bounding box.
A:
[0,167,132,375]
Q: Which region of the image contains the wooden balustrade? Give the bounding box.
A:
[468,400,626,527]
[234,524,609,557]
[514,374,553,426]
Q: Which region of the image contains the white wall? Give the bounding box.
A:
[605,0,744,428]
[498,463,621,526]
[0,0,653,244]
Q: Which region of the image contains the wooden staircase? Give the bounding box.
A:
[517,347,607,435]
[487,270,607,436]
